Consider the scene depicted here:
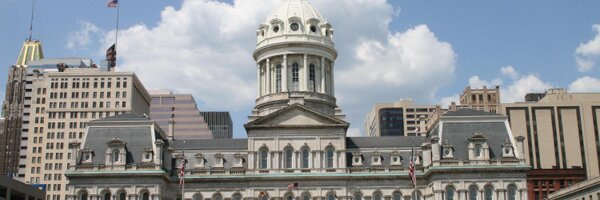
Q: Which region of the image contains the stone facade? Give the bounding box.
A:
[65,1,529,200]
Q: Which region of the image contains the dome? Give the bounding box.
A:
[263,0,325,26]
[254,0,335,58]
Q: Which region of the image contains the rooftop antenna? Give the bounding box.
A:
[28,0,35,41]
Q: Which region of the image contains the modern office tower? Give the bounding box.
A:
[200,111,233,139]
[149,90,213,139]
[500,88,600,199]
[450,85,501,113]
[18,60,151,200]
[0,40,44,177]
[364,99,442,137]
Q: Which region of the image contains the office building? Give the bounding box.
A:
[149,90,213,139]
[0,39,44,177]
[200,112,233,139]
[19,60,151,200]
[548,176,600,200]
[450,86,501,113]
[500,88,600,199]
[365,99,442,137]
[65,1,528,200]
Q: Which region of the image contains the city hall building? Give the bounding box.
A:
[65,0,530,200]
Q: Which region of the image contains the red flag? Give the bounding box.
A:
[408,146,416,188]
[107,0,118,8]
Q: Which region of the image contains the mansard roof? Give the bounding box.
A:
[440,121,511,160]
[90,113,151,123]
[170,139,248,150]
[81,126,156,165]
[346,136,426,149]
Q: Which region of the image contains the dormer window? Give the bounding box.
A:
[390,152,402,166]
[442,140,454,159]
[195,153,205,168]
[290,23,300,31]
[273,26,280,33]
[468,133,490,161]
[111,149,120,163]
[352,153,363,166]
[214,154,224,168]
[142,148,153,163]
[502,139,515,158]
[233,153,244,168]
[371,152,382,166]
[475,144,483,157]
[310,25,317,33]
[105,138,126,165]
[81,149,93,164]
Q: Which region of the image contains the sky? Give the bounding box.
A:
[1,0,600,138]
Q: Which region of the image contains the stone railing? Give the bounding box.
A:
[256,34,334,50]
[255,91,336,106]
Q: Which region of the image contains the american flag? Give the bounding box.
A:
[106,0,118,8]
[287,182,298,190]
[179,158,187,188]
[408,146,416,188]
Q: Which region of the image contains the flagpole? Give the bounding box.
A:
[114,0,120,66]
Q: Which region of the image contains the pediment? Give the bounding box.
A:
[245,104,348,127]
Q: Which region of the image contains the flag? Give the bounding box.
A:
[107,0,118,8]
[408,146,416,188]
[106,43,116,68]
[287,182,298,190]
[179,158,187,188]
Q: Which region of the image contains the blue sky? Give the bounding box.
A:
[1,0,599,137]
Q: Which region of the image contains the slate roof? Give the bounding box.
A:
[170,139,248,150]
[440,122,510,160]
[91,113,152,122]
[346,136,426,149]
[82,126,154,165]
[444,109,501,117]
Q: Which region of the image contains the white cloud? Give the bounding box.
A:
[439,94,459,108]
[102,0,456,135]
[569,76,600,92]
[500,65,519,80]
[346,128,363,137]
[67,21,103,50]
[467,67,553,103]
[575,24,600,72]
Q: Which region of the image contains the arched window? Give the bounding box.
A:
[285,148,293,169]
[392,192,403,200]
[354,192,363,200]
[143,192,150,200]
[213,193,223,200]
[412,191,422,200]
[79,191,88,200]
[302,193,311,200]
[103,192,111,200]
[118,192,126,200]
[275,65,282,92]
[261,194,269,200]
[475,144,482,157]
[327,193,336,200]
[292,63,299,91]
[233,194,242,200]
[260,149,269,169]
[446,186,456,200]
[326,148,335,168]
[469,185,479,200]
[309,64,316,92]
[112,149,120,163]
[301,148,310,168]
[484,185,494,200]
[285,193,294,200]
[507,185,517,200]
[372,192,383,200]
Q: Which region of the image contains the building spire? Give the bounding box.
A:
[28,0,35,42]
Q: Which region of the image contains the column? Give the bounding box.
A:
[256,63,260,97]
[282,54,288,92]
[315,151,322,169]
[331,61,335,96]
[320,57,325,93]
[303,54,308,91]
[266,58,271,94]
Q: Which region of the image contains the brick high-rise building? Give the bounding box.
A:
[0,39,44,177]
[18,60,151,200]
[149,90,214,139]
